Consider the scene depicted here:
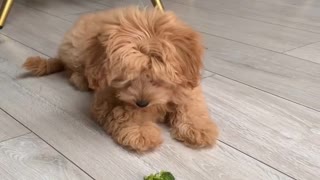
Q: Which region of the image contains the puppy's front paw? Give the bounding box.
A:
[171,121,218,148]
[69,72,89,91]
[115,123,163,152]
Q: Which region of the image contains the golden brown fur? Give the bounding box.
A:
[23,7,218,152]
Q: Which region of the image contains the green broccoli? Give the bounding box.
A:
[144,171,175,180]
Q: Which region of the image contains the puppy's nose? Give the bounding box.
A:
[136,100,149,108]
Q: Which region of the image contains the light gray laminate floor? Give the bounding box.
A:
[0,0,319,179]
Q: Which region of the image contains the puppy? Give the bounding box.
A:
[23,7,218,152]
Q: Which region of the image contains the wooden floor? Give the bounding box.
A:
[0,0,320,179]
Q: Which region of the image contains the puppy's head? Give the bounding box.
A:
[99,7,204,108]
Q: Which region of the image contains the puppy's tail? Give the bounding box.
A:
[23,56,64,76]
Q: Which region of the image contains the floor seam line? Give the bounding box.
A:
[283,40,320,53]
[0,132,32,144]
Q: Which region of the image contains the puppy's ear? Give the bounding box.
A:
[85,59,109,90]
[171,29,204,88]
[83,38,111,90]
[86,27,120,90]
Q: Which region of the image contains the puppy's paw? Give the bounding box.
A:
[115,123,163,152]
[171,121,218,148]
[70,72,89,91]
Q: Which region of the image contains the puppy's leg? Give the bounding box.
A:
[90,89,114,126]
[69,72,89,91]
[169,86,218,148]
[103,106,163,152]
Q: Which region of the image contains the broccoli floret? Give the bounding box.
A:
[144,171,175,180]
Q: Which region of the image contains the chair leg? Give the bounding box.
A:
[151,0,164,12]
[0,0,14,29]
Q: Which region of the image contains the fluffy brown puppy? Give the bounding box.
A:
[23,7,218,152]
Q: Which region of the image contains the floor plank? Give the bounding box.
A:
[202,75,320,180]
[95,0,149,7]
[166,1,320,52]
[0,110,29,142]
[171,0,320,34]
[1,3,73,57]
[16,0,109,19]
[97,0,320,52]
[0,133,92,180]
[285,42,320,64]
[202,34,320,111]
[0,34,44,61]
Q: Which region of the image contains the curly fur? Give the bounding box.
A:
[23,7,218,152]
